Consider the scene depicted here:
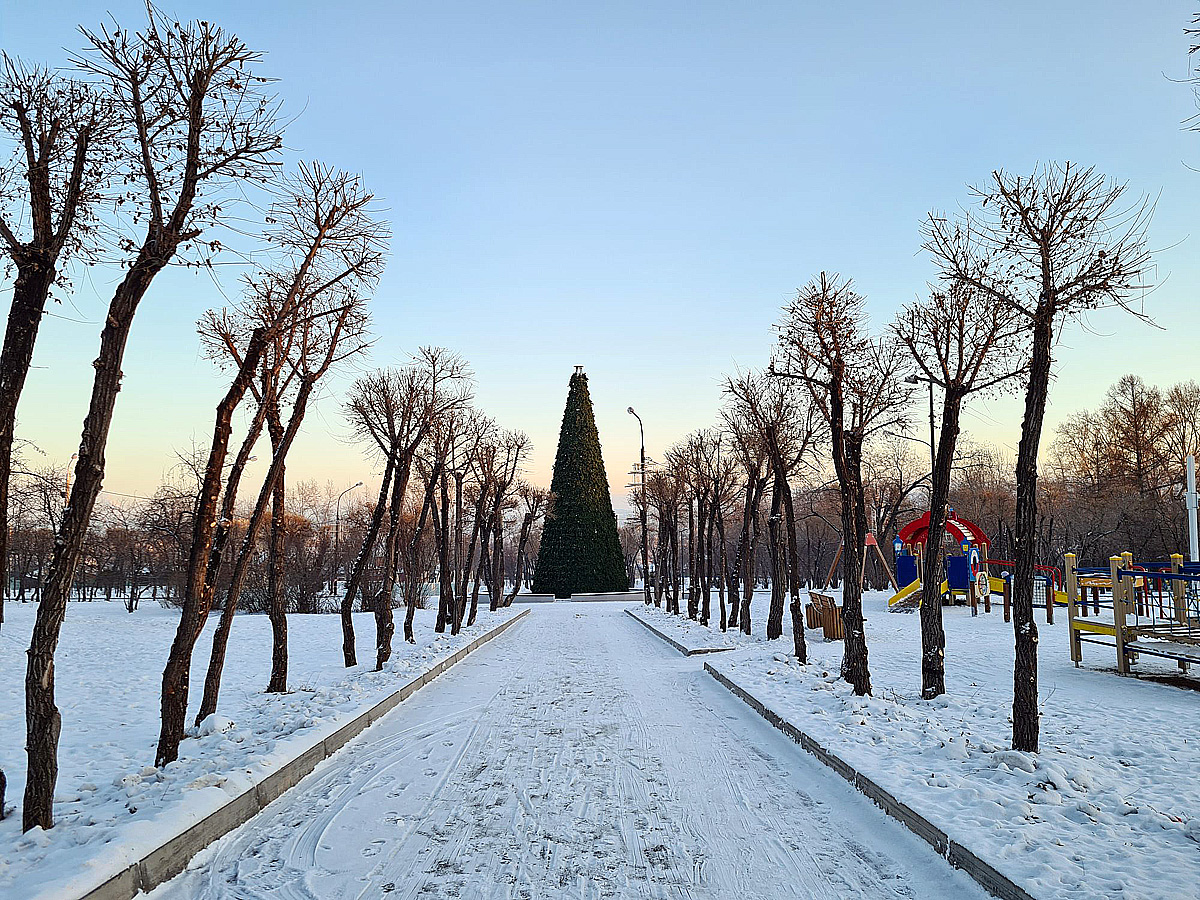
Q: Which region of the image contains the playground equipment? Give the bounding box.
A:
[821,532,899,594]
[888,511,991,607]
[1066,552,1200,675]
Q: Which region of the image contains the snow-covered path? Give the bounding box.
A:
[153,604,984,900]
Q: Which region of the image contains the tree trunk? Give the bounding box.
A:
[920,387,964,700]
[196,379,315,725]
[265,407,288,694]
[467,544,486,627]
[780,477,807,663]
[701,496,713,626]
[341,453,396,667]
[686,498,696,619]
[1011,313,1052,752]
[400,461,441,650]
[433,474,452,633]
[715,499,728,631]
[741,508,758,634]
[766,478,786,639]
[0,261,56,626]
[728,475,758,631]
[24,253,163,831]
[489,499,503,613]
[157,329,268,766]
[508,512,535,606]
[837,433,872,696]
[458,485,488,622]
[452,473,464,629]
[375,464,406,666]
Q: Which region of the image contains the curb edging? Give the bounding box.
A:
[77,609,530,900]
[624,608,735,656]
[703,662,1036,900]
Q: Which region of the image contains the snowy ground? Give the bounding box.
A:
[0,599,517,900]
[636,591,1200,900]
[149,601,984,900]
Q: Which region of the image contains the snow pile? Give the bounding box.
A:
[651,591,1200,900]
[0,601,517,900]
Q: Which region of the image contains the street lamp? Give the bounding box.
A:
[333,481,364,595]
[905,373,937,482]
[627,407,651,605]
[64,452,79,499]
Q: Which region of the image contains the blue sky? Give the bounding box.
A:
[4,1,1200,512]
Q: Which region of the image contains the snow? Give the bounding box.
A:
[149,602,985,899]
[0,599,518,900]
[636,591,1200,900]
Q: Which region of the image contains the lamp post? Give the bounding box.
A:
[64,452,79,499]
[905,374,936,487]
[627,407,651,605]
[333,481,364,595]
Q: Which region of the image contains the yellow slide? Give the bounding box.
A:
[888,579,921,606]
[891,578,996,607]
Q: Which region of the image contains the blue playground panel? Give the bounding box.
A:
[897,554,918,587]
[946,555,971,593]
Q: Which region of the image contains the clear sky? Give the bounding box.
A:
[4,1,1200,516]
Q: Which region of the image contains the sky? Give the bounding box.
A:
[3,1,1200,518]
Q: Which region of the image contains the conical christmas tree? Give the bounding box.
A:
[533,367,629,597]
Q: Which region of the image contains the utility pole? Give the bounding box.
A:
[628,407,651,604]
[333,481,364,595]
[905,374,936,496]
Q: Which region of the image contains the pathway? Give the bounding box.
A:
[152,603,985,900]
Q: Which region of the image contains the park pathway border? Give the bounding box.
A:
[77,608,530,900]
[703,662,1037,900]
[624,607,736,656]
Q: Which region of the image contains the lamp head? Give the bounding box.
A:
[627,407,635,415]
[905,374,920,385]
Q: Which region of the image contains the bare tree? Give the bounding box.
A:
[0,57,114,627]
[195,265,373,723]
[645,464,684,614]
[508,482,549,605]
[341,349,471,666]
[924,163,1152,750]
[892,282,1025,698]
[156,162,384,765]
[487,430,531,612]
[774,272,910,695]
[724,371,819,654]
[25,9,283,829]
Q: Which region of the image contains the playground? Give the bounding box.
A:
[887,511,1069,614]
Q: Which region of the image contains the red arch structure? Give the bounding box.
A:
[898,512,989,551]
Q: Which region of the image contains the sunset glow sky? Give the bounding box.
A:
[4,1,1200,515]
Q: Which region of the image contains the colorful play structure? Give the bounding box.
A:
[889,511,997,607]
[887,511,1068,611]
[1066,552,1200,674]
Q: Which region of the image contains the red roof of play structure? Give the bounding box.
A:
[898,512,989,549]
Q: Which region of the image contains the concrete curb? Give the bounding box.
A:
[624,608,736,656]
[571,591,643,602]
[702,662,1036,900]
[78,609,530,900]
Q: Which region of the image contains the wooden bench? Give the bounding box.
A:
[807,591,845,641]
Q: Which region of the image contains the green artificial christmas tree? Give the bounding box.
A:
[533,367,629,597]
